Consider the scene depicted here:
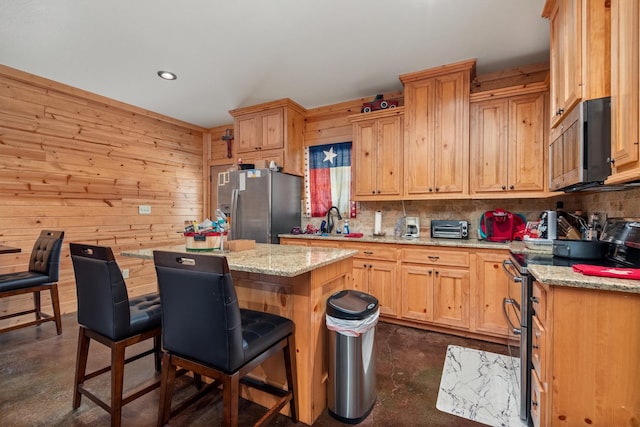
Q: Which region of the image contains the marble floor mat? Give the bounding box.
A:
[436,345,527,427]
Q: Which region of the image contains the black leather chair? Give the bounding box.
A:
[0,230,64,335]
[153,251,298,427]
[69,243,162,427]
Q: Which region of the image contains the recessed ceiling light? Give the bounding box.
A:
[157,71,177,80]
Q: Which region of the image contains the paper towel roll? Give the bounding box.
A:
[374,211,382,235]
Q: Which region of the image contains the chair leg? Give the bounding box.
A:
[34,290,42,321]
[50,283,62,335]
[284,335,299,423]
[73,327,91,409]
[223,372,240,427]
[153,335,162,372]
[110,340,127,427]
[157,353,177,427]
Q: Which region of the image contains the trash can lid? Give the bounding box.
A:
[326,290,379,320]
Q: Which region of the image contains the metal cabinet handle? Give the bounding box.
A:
[428,256,439,261]
[363,251,374,255]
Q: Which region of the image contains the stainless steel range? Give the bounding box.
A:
[502,252,533,425]
[502,217,640,424]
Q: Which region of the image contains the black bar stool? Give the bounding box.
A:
[153,251,298,427]
[69,243,162,427]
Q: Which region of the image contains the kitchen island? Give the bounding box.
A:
[121,243,357,425]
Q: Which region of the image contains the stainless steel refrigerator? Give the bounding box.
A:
[216,169,301,244]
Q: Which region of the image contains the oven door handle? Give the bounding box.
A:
[502,259,523,282]
[502,297,522,335]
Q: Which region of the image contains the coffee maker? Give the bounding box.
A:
[405,217,420,238]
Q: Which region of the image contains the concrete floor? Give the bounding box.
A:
[0,313,512,426]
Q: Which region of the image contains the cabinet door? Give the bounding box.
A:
[367,260,398,318]
[473,251,519,337]
[432,267,470,328]
[352,120,377,197]
[352,261,367,293]
[400,264,433,323]
[550,0,582,127]
[260,108,284,151]
[549,133,564,190]
[376,115,403,196]
[609,0,640,179]
[404,78,436,195]
[470,98,509,193]
[432,72,469,195]
[236,115,259,154]
[508,93,546,192]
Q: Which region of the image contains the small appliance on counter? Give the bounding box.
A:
[600,217,640,267]
[431,220,469,239]
[479,209,525,242]
[405,217,420,238]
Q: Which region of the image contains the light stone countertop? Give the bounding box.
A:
[121,244,357,278]
[527,264,640,294]
[279,234,510,250]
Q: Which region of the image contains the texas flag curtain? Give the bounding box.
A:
[305,142,352,218]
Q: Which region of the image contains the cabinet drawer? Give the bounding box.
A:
[341,242,397,261]
[531,314,546,383]
[531,281,547,322]
[531,369,546,427]
[400,248,469,267]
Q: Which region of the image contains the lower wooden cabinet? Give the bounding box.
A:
[400,257,470,329]
[280,237,513,342]
[532,280,640,425]
[353,259,398,317]
[472,250,520,338]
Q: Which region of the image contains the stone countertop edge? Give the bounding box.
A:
[279,234,510,250]
[121,244,358,278]
[527,264,640,295]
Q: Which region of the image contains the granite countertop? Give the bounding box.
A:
[121,243,357,278]
[279,234,510,250]
[527,264,640,294]
[509,240,640,294]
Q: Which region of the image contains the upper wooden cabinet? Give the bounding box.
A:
[229,98,306,176]
[543,0,610,128]
[470,84,550,197]
[607,0,640,184]
[400,59,474,199]
[350,108,404,200]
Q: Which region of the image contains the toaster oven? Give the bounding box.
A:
[431,220,469,239]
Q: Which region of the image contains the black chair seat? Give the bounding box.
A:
[129,294,162,335]
[0,271,51,292]
[240,309,294,367]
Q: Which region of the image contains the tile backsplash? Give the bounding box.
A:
[302,187,640,239]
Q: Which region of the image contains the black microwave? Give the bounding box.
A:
[549,97,611,192]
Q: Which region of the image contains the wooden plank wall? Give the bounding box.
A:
[0,65,206,329]
[304,90,404,147]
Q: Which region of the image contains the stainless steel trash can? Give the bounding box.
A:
[326,290,379,424]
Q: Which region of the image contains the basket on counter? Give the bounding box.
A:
[184,231,227,251]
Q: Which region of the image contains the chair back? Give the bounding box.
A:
[69,243,131,340]
[29,230,65,282]
[153,251,244,372]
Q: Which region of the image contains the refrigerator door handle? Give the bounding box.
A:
[231,188,239,240]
